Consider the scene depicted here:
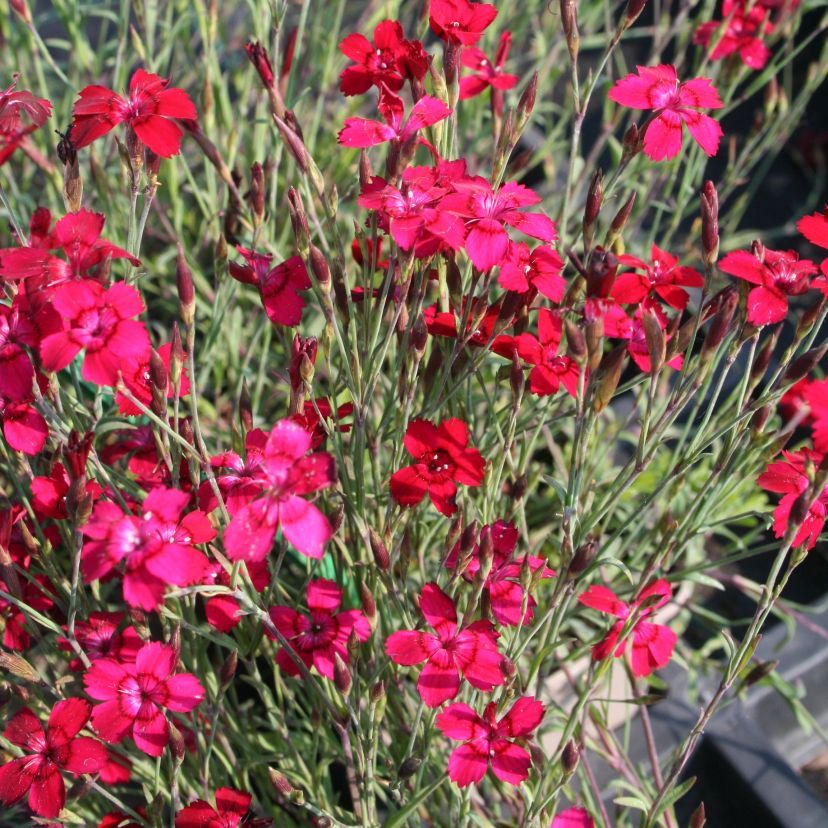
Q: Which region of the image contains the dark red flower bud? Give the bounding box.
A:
[623,0,648,26]
[750,325,780,382]
[789,489,813,533]
[360,583,377,627]
[622,123,641,160]
[176,244,195,327]
[65,431,93,480]
[148,349,167,413]
[443,41,461,86]
[701,288,738,361]
[369,528,390,571]
[783,344,828,385]
[250,162,265,223]
[744,659,778,687]
[798,295,827,337]
[460,521,479,557]
[701,180,719,267]
[608,192,637,247]
[750,404,771,436]
[411,313,428,355]
[518,72,539,123]
[562,739,580,774]
[690,803,706,828]
[565,319,588,364]
[220,649,238,690]
[66,480,92,527]
[398,756,422,779]
[569,537,598,575]
[287,186,310,252]
[334,653,352,695]
[329,501,345,535]
[245,41,275,88]
[289,334,318,392]
[309,245,331,289]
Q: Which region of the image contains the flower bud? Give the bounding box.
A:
[176,245,196,327]
[220,649,238,690]
[443,41,461,87]
[329,501,345,535]
[562,739,580,775]
[570,538,598,576]
[299,353,315,386]
[477,528,495,584]
[273,115,309,172]
[607,192,637,249]
[593,345,626,413]
[372,680,387,722]
[369,527,390,571]
[529,742,546,768]
[168,623,181,661]
[309,245,331,290]
[360,583,377,628]
[788,489,813,536]
[565,319,587,364]
[359,150,373,190]
[66,479,93,527]
[797,294,827,337]
[749,326,780,383]
[623,0,648,28]
[238,379,253,432]
[783,344,828,385]
[411,313,428,355]
[398,756,422,780]
[269,767,295,798]
[586,315,604,371]
[510,351,525,401]
[583,169,603,250]
[690,802,706,828]
[149,349,168,415]
[0,652,40,683]
[700,180,719,267]
[750,405,771,437]
[642,309,666,375]
[621,123,641,161]
[701,288,738,362]
[246,41,275,87]
[460,521,479,557]
[169,323,184,390]
[169,723,186,765]
[250,162,266,224]
[743,659,778,687]
[560,0,580,61]
[333,653,352,695]
[9,0,33,25]
[287,187,310,252]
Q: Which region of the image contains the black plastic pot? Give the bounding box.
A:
[591,600,828,826]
